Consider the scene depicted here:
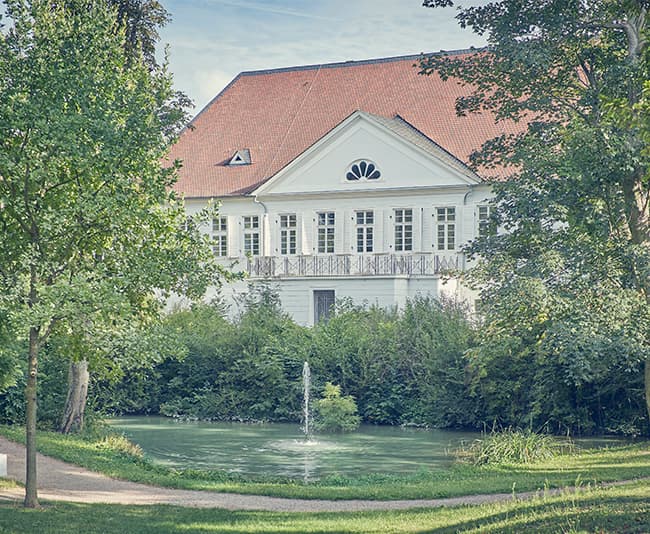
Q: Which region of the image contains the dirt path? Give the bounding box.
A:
[0,435,633,512]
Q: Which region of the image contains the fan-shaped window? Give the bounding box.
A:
[346,160,381,181]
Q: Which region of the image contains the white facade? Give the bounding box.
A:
[185,111,493,325]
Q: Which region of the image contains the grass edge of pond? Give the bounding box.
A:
[2,424,650,501]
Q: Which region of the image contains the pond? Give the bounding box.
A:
[108,416,480,480]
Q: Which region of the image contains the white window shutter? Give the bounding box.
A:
[335,210,345,253]
[374,208,384,253]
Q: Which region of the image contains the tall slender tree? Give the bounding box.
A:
[421,1,650,422]
[0,0,221,507]
[55,0,190,435]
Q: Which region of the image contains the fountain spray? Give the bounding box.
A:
[302,361,311,440]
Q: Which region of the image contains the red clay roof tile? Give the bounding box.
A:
[168,51,517,199]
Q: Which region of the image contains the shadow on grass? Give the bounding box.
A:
[1,486,649,534]
[421,494,650,534]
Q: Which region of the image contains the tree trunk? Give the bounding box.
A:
[60,360,89,434]
[646,358,650,429]
[24,325,39,508]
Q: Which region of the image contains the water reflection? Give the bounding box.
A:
[108,416,478,479]
[107,416,626,480]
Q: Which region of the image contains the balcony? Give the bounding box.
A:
[222,253,464,279]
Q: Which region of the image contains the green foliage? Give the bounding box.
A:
[313,382,360,433]
[96,433,143,460]
[85,286,650,435]
[457,429,573,466]
[0,0,227,468]
[422,0,650,424]
[98,285,310,422]
[308,296,477,428]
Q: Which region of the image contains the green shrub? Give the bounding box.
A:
[456,428,573,465]
[313,382,360,433]
[95,434,144,459]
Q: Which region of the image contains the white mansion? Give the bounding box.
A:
[169,52,517,325]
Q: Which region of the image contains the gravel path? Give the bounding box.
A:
[0,435,632,512]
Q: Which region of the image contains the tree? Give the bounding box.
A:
[313,382,361,433]
[109,0,170,68]
[421,1,650,425]
[0,0,222,507]
[54,0,190,433]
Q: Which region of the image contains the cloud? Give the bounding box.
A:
[201,0,337,21]
[161,0,486,109]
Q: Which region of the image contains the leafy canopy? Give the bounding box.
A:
[421,0,650,424]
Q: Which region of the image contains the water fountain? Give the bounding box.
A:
[302,361,312,440]
[107,361,483,480]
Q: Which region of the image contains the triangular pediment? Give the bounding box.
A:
[253,111,480,197]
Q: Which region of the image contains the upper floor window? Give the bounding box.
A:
[394,208,413,252]
[243,215,260,256]
[478,205,496,236]
[436,207,456,250]
[346,159,381,181]
[280,214,297,255]
[356,210,374,253]
[317,211,335,253]
[212,216,228,256]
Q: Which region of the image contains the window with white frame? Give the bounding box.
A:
[212,216,228,256]
[317,212,335,253]
[436,207,456,250]
[280,214,297,255]
[242,215,260,256]
[356,210,374,253]
[477,205,495,236]
[394,208,413,252]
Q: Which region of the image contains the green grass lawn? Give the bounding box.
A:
[0,481,649,533]
[2,424,650,501]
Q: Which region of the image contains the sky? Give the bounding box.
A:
[159,0,486,112]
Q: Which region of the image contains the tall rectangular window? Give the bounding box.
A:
[394,208,413,252]
[478,205,495,236]
[212,216,228,256]
[356,210,374,253]
[314,290,335,323]
[280,214,297,255]
[436,207,456,250]
[243,215,260,256]
[317,212,335,253]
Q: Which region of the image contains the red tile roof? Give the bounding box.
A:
[168,51,518,199]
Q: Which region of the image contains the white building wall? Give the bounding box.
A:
[181,112,496,325]
[183,183,493,326]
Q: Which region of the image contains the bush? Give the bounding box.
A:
[456,428,573,465]
[313,382,360,433]
[96,434,144,459]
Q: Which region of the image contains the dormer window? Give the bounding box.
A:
[346,159,381,181]
[228,149,251,166]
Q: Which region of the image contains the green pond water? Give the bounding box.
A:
[108,416,480,480]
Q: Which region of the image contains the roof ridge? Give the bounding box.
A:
[238,48,483,77]
[181,48,483,136]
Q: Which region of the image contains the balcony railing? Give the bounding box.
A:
[220,253,464,278]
